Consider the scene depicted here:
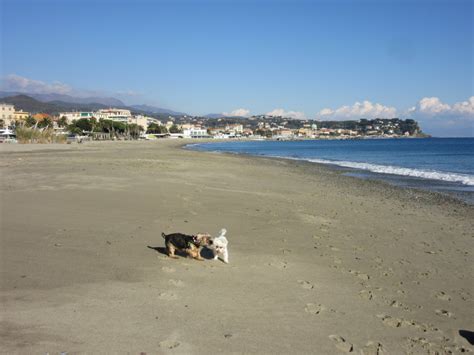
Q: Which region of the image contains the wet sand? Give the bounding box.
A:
[1,140,473,354]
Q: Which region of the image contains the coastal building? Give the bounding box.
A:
[33,113,51,122]
[14,110,30,121]
[58,111,95,123]
[95,108,131,123]
[128,115,150,131]
[0,103,15,127]
[183,127,208,138]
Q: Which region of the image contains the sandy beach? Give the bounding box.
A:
[1,140,473,354]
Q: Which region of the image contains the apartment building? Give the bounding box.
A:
[95,108,132,122]
[0,103,15,126]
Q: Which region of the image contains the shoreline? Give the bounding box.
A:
[185,139,474,206]
[1,140,473,353]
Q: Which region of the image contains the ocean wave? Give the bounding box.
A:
[286,157,474,186]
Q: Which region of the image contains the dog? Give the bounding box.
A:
[208,228,229,263]
[161,232,211,260]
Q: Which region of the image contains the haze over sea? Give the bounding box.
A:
[191,138,474,204]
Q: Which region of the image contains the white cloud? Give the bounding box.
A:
[2,74,73,95]
[222,108,250,117]
[408,96,474,119]
[317,100,397,120]
[266,108,306,119]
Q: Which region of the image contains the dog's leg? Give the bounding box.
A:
[222,250,229,263]
[167,244,179,259]
[187,247,204,261]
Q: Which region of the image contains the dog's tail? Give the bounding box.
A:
[218,228,227,237]
[161,232,166,239]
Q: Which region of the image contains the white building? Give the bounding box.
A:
[0,103,15,127]
[183,127,208,138]
[58,112,95,123]
[95,108,132,122]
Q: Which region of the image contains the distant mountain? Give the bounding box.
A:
[204,113,225,119]
[0,91,125,107]
[0,95,63,114]
[129,104,186,116]
[204,113,248,119]
[0,95,116,114]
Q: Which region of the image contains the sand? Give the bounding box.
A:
[1,140,473,354]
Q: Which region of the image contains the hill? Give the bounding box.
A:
[0,91,125,107]
[129,104,186,116]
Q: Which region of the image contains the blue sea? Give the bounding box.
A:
[189,138,474,204]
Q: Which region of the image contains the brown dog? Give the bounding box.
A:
[161,232,211,260]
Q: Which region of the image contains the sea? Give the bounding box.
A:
[188,138,474,204]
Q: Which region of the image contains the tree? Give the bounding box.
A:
[169,124,182,133]
[128,123,144,139]
[57,116,68,128]
[37,117,53,129]
[25,116,37,128]
[147,123,167,134]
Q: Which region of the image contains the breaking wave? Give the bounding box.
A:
[287,157,474,186]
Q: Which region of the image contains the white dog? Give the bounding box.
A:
[209,228,229,263]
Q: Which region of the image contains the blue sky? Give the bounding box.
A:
[1,0,473,136]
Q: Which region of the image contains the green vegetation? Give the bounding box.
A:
[15,127,66,144]
[66,118,144,139]
[169,124,182,133]
[147,123,168,134]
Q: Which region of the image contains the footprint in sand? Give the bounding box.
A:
[328,335,353,353]
[297,280,314,290]
[377,315,437,332]
[434,291,451,301]
[269,261,287,270]
[405,337,468,355]
[305,303,326,315]
[348,269,370,281]
[159,340,180,349]
[158,292,178,300]
[359,290,375,300]
[169,279,184,287]
[379,315,402,328]
[374,256,383,264]
[361,341,387,355]
[162,266,176,273]
[435,309,454,318]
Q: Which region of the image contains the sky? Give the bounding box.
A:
[1,0,473,136]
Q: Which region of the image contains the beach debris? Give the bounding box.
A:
[54,243,62,247]
[224,333,233,339]
[106,240,112,245]
[328,334,353,352]
[305,303,326,315]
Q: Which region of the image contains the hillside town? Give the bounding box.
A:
[0,101,424,143]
